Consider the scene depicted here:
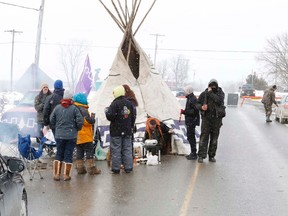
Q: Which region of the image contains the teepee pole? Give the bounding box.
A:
[117,0,127,26]
[111,0,126,27]
[134,0,156,36]
[99,0,125,33]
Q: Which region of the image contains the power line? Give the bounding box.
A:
[0,1,39,11]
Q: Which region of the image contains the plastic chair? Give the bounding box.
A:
[18,134,44,180]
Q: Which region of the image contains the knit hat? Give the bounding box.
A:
[113,86,125,98]
[63,90,73,99]
[54,80,63,90]
[73,93,88,105]
[208,79,218,88]
[272,85,277,90]
[41,83,49,89]
[183,85,193,96]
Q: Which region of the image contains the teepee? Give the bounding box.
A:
[90,0,188,154]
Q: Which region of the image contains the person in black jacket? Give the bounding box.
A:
[180,85,200,160]
[43,80,65,129]
[105,85,136,174]
[196,79,225,163]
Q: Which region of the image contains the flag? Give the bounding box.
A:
[75,55,93,95]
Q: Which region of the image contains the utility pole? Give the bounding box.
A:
[5,29,23,92]
[150,33,164,68]
[33,0,45,89]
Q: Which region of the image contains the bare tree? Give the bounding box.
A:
[257,33,288,87]
[157,59,169,80]
[170,55,189,89]
[59,40,89,91]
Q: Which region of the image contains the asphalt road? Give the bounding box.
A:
[25,100,288,216]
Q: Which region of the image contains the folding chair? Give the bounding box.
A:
[18,134,44,180]
[41,137,56,157]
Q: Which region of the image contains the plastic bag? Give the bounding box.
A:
[146,152,158,166]
[43,126,55,142]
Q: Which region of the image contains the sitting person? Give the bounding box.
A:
[144,117,174,155]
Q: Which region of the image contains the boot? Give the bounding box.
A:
[76,160,87,174]
[63,163,73,181]
[266,115,272,122]
[53,160,62,181]
[87,159,101,175]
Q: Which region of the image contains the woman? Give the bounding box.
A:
[34,83,52,142]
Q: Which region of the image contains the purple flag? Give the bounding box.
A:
[75,55,93,95]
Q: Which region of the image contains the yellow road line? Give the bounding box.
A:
[179,164,200,216]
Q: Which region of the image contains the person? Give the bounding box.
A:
[180,85,200,160]
[122,84,138,156]
[261,85,278,122]
[144,117,174,155]
[43,80,65,130]
[50,90,84,181]
[73,93,101,175]
[196,79,225,163]
[105,85,136,174]
[34,83,52,142]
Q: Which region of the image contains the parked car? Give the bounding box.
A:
[275,94,288,124]
[0,154,27,215]
[240,84,255,97]
[1,90,39,140]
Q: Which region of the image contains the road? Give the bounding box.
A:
[25,100,288,216]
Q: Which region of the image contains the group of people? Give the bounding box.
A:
[33,77,229,179]
[34,80,101,181]
[181,79,226,163]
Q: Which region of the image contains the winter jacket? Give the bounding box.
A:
[49,99,84,140]
[105,96,136,137]
[43,89,64,126]
[183,93,200,126]
[196,87,225,118]
[74,101,95,144]
[261,87,277,106]
[34,90,52,123]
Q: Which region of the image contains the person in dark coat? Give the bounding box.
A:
[105,85,136,174]
[196,79,225,163]
[34,83,52,141]
[123,84,138,157]
[50,90,84,181]
[180,85,200,160]
[43,79,65,128]
[261,85,278,122]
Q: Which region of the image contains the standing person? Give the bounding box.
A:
[34,83,52,142]
[73,93,101,175]
[122,84,138,156]
[50,90,84,181]
[261,85,278,122]
[196,79,225,163]
[180,85,200,160]
[43,80,65,130]
[105,85,136,174]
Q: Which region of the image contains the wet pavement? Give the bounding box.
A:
[19,102,288,216]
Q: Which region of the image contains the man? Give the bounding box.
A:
[144,117,173,155]
[105,85,136,174]
[196,79,225,163]
[180,85,200,160]
[261,85,278,122]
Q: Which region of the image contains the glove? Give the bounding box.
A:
[180,109,185,114]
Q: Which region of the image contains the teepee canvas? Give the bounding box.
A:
[90,0,189,154]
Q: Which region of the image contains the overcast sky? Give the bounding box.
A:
[1,0,288,88]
